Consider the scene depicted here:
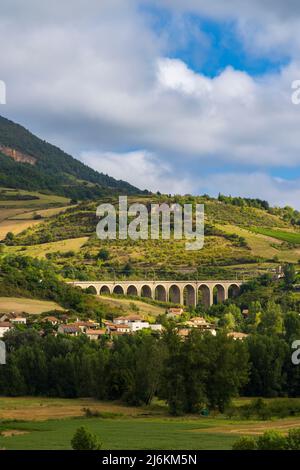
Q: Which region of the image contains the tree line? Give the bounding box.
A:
[0,327,299,415]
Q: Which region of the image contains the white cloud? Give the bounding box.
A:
[80,150,196,194]
[1,1,300,207]
[157,58,212,96]
[81,147,300,208]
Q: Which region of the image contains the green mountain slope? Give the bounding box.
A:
[0,115,143,199]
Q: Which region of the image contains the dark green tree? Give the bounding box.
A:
[284,264,296,288]
[71,427,102,450]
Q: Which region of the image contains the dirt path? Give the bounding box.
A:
[193,417,300,435]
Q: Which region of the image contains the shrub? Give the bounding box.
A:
[256,431,287,450]
[224,406,238,419]
[233,430,289,451]
[239,405,252,420]
[232,436,257,450]
[71,426,102,450]
[287,428,300,450]
[97,248,110,261]
[252,399,272,420]
[82,407,101,418]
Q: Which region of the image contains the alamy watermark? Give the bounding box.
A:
[0,80,6,104]
[291,80,300,105]
[0,340,6,365]
[96,196,204,250]
[292,340,300,365]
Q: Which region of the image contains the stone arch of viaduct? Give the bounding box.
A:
[69,280,243,308]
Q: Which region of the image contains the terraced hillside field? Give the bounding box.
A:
[0,188,73,240]
[2,194,300,280]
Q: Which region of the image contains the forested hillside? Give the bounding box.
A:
[0,115,143,199]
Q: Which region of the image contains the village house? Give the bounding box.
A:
[105,323,117,335]
[0,322,13,338]
[41,316,60,326]
[85,329,107,341]
[129,320,150,332]
[184,317,217,336]
[166,307,184,319]
[228,332,248,341]
[113,314,142,325]
[112,314,151,332]
[102,320,115,329]
[57,324,81,336]
[10,316,27,325]
[177,328,190,339]
[114,324,131,334]
[72,320,99,333]
[149,324,163,332]
[0,312,26,324]
[189,316,209,327]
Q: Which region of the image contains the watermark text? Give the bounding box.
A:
[96,196,204,251]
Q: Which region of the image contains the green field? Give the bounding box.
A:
[1,398,300,450]
[0,417,238,450]
[0,189,70,208]
[250,227,300,245]
[217,224,300,263]
[7,237,89,258]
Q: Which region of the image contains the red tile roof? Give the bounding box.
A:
[86,329,106,335]
[0,322,12,328]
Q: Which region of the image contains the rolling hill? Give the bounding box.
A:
[3,193,300,281]
[0,115,144,199]
[0,115,299,282]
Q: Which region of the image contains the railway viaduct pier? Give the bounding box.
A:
[70,280,243,308]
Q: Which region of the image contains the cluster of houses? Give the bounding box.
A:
[56,314,163,339]
[0,308,248,341]
[167,307,248,340]
[166,307,217,338]
[0,312,27,338]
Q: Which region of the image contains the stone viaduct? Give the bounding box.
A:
[69,280,243,308]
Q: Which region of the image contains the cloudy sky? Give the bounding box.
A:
[1,0,300,206]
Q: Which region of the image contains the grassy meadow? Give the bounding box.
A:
[0,188,70,209]
[217,224,300,263]
[0,297,65,314]
[0,189,72,243]
[6,237,89,258]
[1,397,300,450]
[96,295,166,317]
[250,227,300,245]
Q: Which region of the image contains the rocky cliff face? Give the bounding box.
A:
[0,145,36,165]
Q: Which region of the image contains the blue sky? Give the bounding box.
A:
[142,5,290,77]
[1,0,300,207]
